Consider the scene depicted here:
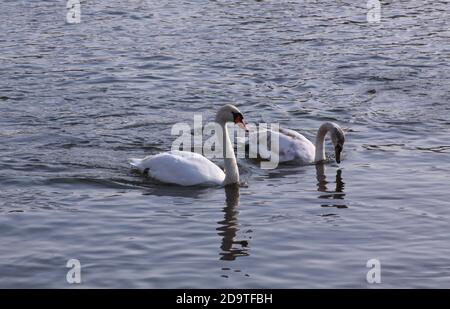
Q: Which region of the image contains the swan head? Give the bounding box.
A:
[330,124,345,164]
[215,104,247,130]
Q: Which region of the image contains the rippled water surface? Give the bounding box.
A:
[1,0,450,288]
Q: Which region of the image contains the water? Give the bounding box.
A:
[1,0,449,288]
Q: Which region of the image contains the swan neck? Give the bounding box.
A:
[314,124,329,163]
[220,122,239,186]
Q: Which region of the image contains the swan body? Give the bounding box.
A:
[129,150,225,186]
[129,104,246,186]
[248,122,345,165]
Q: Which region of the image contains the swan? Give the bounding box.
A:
[129,104,247,186]
[248,122,345,165]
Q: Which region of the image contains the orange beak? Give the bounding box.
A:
[234,114,248,131]
[238,120,247,131]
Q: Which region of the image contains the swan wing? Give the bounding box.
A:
[129,150,225,186]
[247,128,315,164]
[279,127,309,143]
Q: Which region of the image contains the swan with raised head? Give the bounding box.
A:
[129,104,247,186]
[248,122,345,165]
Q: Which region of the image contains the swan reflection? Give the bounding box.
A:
[315,164,347,208]
[217,184,249,261]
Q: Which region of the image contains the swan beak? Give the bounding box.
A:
[237,121,248,131]
[335,145,342,164]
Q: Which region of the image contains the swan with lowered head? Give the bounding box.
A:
[249,122,345,165]
[129,104,247,186]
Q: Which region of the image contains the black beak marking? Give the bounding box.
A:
[232,112,244,124]
[335,145,342,164]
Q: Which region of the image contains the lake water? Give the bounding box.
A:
[1,0,449,288]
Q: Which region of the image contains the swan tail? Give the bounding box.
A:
[129,158,143,169]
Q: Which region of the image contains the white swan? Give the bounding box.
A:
[248,122,345,165]
[129,104,247,186]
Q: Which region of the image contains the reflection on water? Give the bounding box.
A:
[316,164,347,209]
[142,184,212,199]
[265,165,308,179]
[217,185,249,261]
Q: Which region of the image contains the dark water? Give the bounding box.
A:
[1,0,449,288]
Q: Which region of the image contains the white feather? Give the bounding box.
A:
[130,150,226,186]
[247,128,315,164]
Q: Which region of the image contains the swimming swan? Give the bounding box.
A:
[248,122,345,165]
[129,104,247,186]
